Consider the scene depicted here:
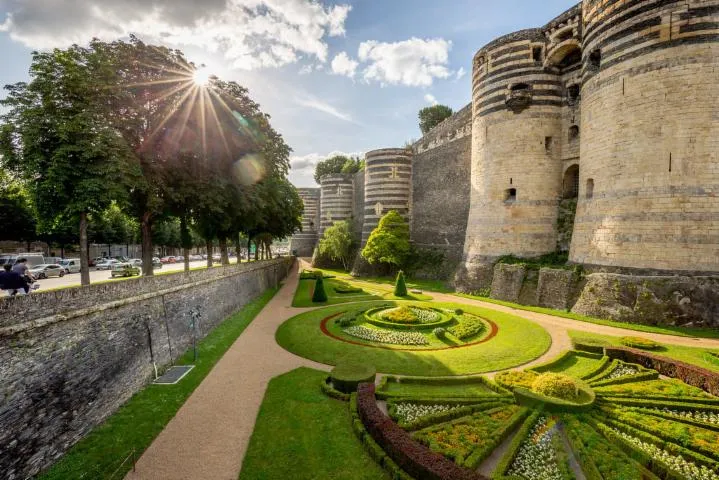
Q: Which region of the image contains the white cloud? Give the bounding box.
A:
[357,37,452,87]
[0,0,351,70]
[424,94,438,105]
[294,95,353,122]
[330,52,358,78]
[455,67,466,80]
[289,150,364,186]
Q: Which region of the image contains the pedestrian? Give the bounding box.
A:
[0,264,29,296]
[11,257,34,285]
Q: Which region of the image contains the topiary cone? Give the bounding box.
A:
[312,275,328,303]
[394,270,407,297]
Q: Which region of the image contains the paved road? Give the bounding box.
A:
[34,259,241,291]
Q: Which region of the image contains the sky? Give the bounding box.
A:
[0,0,578,187]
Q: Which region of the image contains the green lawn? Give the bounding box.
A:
[379,378,500,398]
[292,277,432,307]
[239,367,387,480]
[306,266,453,293]
[276,301,551,376]
[532,351,605,379]
[568,330,719,373]
[455,293,719,340]
[39,287,279,480]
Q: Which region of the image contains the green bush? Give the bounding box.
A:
[621,336,661,350]
[334,284,363,294]
[495,370,539,390]
[394,270,407,297]
[330,363,377,394]
[311,275,328,303]
[433,327,446,339]
[320,377,350,401]
[531,372,580,400]
[454,308,464,316]
[447,317,485,340]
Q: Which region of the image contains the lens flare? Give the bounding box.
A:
[193,68,211,86]
[232,154,267,185]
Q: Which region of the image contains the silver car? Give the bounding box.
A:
[29,264,65,279]
[95,259,120,270]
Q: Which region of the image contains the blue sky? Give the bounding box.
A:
[0,0,578,187]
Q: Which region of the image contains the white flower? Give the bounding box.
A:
[343,325,428,345]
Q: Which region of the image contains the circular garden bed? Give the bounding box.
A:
[275,301,551,376]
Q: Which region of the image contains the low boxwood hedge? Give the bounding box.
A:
[356,383,486,480]
[605,347,719,396]
[387,400,509,431]
[620,336,662,351]
[331,363,377,394]
[320,376,351,401]
[572,341,607,355]
[492,410,542,478]
[513,382,596,413]
[377,375,511,398]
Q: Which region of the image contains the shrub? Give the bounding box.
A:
[455,308,464,316]
[448,317,485,340]
[334,285,363,294]
[381,306,418,324]
[621,336,661,350]
[394,270,408,297]
[531,372,579,401]
[495,370,539,390]
[311,275,328,303]
[330,363,377,394]
[433,327,446,339]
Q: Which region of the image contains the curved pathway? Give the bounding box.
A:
[127,259,719,479]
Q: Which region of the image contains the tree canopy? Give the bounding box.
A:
[418,104,453,135]
[318,220,354,271]
[313,155,364,184]
[361,210,411,269]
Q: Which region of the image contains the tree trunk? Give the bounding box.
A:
[247,237,252,262]
[266,241,272,259]
[206,240,213,267]
[79,212,91,286]
[235,236,242,263]
[141,211,154,276]
[219,238,229,265]
[60,245,65,258]
[180,215,190,273]
[254,241,259,261]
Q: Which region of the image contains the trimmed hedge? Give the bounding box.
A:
[531,372,582,401]
[388,400,509,431]
[597,396,719,411]
[394,271,408,297]
[492,410,543,478]
[356,383,487,480]
[581,355,612,380]
[334,285,364,294]
[572,341,606,355]
[605,347,719,397]
[620,336,661,351]
[513,383,596,413]
[494,370,539,391]
[530,350,604,374]
[320,377,351,401]
[590,370,659,388]
[331,363,377,394]
[312,276,328,302]
[462,407,529,469]
[627,406,719,433]
[376,375,511,399]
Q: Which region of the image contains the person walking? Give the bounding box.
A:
[0,264,29,296]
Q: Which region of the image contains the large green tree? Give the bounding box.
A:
[361,210,411,270]
[0,170,37,244]
[0,44,137,284]
[318,220,354,271]
[313,155,363,184]
[418,104,453,134]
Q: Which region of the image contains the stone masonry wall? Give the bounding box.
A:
[410,104,472,279]
[490,264,526,302]
[537,268,576,310]
[0,258,292,479]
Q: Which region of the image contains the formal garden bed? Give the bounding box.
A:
[275,301,551,376]
[343,348,719,480]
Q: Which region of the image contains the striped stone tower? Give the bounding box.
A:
[319,174,354,237]
[289,188,320,257]
[361,148,413,245]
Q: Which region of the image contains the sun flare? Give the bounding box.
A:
[193,68,211,86]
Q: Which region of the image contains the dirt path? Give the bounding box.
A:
[127,260,719,479]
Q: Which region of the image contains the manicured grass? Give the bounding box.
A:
[532,351,604,379]
[39,287,279,480]
[380,380,498,398]
[276,301,551,376]
[569,330,719,373]
[239,367,388,480]
[292,277,432,307]
[455,293,719,340]
[308,266,453,293]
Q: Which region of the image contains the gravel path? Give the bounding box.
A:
[126,260,719,479]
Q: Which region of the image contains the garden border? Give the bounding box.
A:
[320,313,499,352]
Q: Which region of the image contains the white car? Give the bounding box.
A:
[95,259,120,270]
[58,258,81,274]
[128,258,143,267]
[29,264,65,279]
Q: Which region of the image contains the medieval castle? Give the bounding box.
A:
[291,0,719,299]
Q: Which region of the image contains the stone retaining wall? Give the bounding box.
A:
[0,258,293,479]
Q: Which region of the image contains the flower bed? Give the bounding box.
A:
[343,325,429,346]
[448,316,485,340]
[506,415,569,480]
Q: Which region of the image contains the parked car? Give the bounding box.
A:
[189,254,203,261]
[95,259,120,270]
[58,258,81,274]
[29,264,65,279]
[2,253,45,268]
[175,255,185,262]
[44,256,62,264]
[160,256,176,264]
[110,263,141,278]
[128,258,143,267]
[152,257,163,268]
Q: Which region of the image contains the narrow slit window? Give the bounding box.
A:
[567,84,580,103]
[545,136,553,151]
[569,125,580,141]
[532,47,542,62]
[589,49,601,68]
[505,188,517,203]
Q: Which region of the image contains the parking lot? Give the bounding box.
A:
[32,259,241,292]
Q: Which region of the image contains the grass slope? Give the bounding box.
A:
[569,330,719,373]
[239,367,387,480]
[39,287,279,480]
[292,277,432,307]
[276,301,551,376]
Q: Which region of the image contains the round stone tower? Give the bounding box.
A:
[361,148,413,244]
[319,173,354,237]
[570,0,719,272]
[289,188,320,257]
[458,28,569,287]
